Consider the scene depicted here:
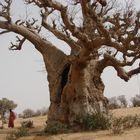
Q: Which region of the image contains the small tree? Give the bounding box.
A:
[117,95,128,108]
[33,110,42,117]
[22,109,35,118]
[41,107,48,116]
[0,98,17,128]
[131,95,140,107]
[108,97,120,109]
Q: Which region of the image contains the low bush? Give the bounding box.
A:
[14,127,29,138]
[131,95,140,107]
[21,120,34,128]
[5,127,29,140]
[110,117,124,134]
[44,121,68,134]
[5,131,16,140]
[75,113,111,131]
[110,115,140,134]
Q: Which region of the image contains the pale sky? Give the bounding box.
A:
[0,0,140,114]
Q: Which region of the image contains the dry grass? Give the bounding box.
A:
[0,107,140,140]
[15,115,47,128]
[110,107,140,117]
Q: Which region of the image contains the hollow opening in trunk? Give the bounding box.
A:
[57,64,70,101]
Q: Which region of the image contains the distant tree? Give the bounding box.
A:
[18,113,22,118]
[20,108,48,118]
[131,95,140,107]
[117,95,128,108]
[108,97,120,109]
[0,98,17,128]
[33,110,42,117]
[22,109,35,118]
[41,107,49,116]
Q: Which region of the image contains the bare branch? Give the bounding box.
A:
[41,8,80,53]
[37,0,89,43]
[0,30,10,35]
[9,36,26,50]
[0,0,12,22]
[98,53,129,81]
[127,67,140,77]
[102,0,117,15]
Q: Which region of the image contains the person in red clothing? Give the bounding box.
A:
[8,109,16,128]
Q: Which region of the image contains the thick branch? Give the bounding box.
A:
[0,20,68,76]
[0,21,43,51]
[127,67,140,77]
[98,52,140,81]
[0,30,10,34]
[98,54,129,81]
[80,0,89,19]
[0,21,65,57]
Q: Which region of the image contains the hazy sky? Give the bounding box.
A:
[0,0,140,114]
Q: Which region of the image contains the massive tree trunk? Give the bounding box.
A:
[43,49,108,126]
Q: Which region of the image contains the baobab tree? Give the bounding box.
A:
[0,0,140,127]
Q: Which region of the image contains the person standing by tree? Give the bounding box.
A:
[0,98,17,128]
[8,109,16,128]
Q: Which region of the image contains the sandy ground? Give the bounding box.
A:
[0,107,140,140]
[9,128,140,140]
[34,128,140,140]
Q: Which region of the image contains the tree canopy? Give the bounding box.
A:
[0,0,140,81]
[0,98,17,116]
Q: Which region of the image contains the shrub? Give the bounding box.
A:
[131,95,140,107]
[108,97,120,109]
[5,127,29,140]
[110,117,124,134]
[21,120,34,128]
[33,110,42,117]
[110,115,140,134]
[14,127,29,138]
[75,113,111,131]
[44,121,68,134]
[22,109,35,118]
[41,107,48,116]
[5,131,16,140]
[117,95,128,108]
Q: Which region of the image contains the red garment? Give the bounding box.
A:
[8,111,16,128]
